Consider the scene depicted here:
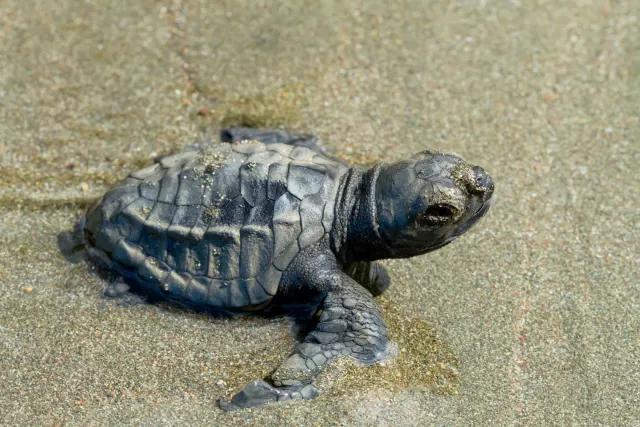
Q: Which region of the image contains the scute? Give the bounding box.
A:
[157,172,180,203]
[167,205,200,239]
[160,151,194,169]
[299,194,327,249]
[240,225,274,279]
[240,162,268,207]
[290,145,316,161]
[130,163,160,180]
[175,171,204,206]
[265,143,294,157]
[112,239,144,267]
[140,180,160,201]
[273,192,301,223]
[267,163,289,201]
[231,140,264,154]
[204,226,241,279]
[244,278,270,305]
[288,164,326,199]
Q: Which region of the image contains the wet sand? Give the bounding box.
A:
[1,1,638,425]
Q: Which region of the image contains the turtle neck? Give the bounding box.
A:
[331,164,393,264]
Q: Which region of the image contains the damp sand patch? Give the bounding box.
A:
[316,296,460,398]
[191,83,306,130]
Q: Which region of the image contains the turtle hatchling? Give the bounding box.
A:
[82,127,494,409]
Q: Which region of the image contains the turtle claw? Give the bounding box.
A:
[104,279,130,298]
[218,380,319,411]
[102,279,146,306]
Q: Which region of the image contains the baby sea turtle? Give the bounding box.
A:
[82,127,494,410]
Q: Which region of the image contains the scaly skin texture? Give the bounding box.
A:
[272,277,388,382]
[83,127,494,410]
[220,241,389,409]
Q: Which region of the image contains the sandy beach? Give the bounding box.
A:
[1,1,638,425]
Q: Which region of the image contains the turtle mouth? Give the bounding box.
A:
[417,203,460,227]
[472,199,491,219]
[453,198,492,236]
[416,200,491,252]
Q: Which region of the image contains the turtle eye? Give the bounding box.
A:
[417,204,458,227]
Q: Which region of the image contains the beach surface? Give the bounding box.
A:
[1,1,638,425]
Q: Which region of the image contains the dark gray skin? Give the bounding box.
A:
[82,128,493,410]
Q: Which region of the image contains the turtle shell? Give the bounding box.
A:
[84,140,349,310]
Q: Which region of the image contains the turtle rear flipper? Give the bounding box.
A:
[57,218,87,263]
[102,278,148,307]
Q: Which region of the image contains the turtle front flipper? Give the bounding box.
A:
[220,127,332,156]
[344,261,391,297]
[217,380,318,411]
[219,272,388,410]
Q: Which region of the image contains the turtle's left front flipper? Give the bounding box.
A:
[219,272,388,410]
[220,127,319,149]
[219,127,341,160]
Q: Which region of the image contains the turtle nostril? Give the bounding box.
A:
[471,166,493,196]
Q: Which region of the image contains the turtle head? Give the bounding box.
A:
[373,151,494,257]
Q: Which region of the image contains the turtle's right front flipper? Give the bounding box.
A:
[219,270,388,411]
[345,261,391,296]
